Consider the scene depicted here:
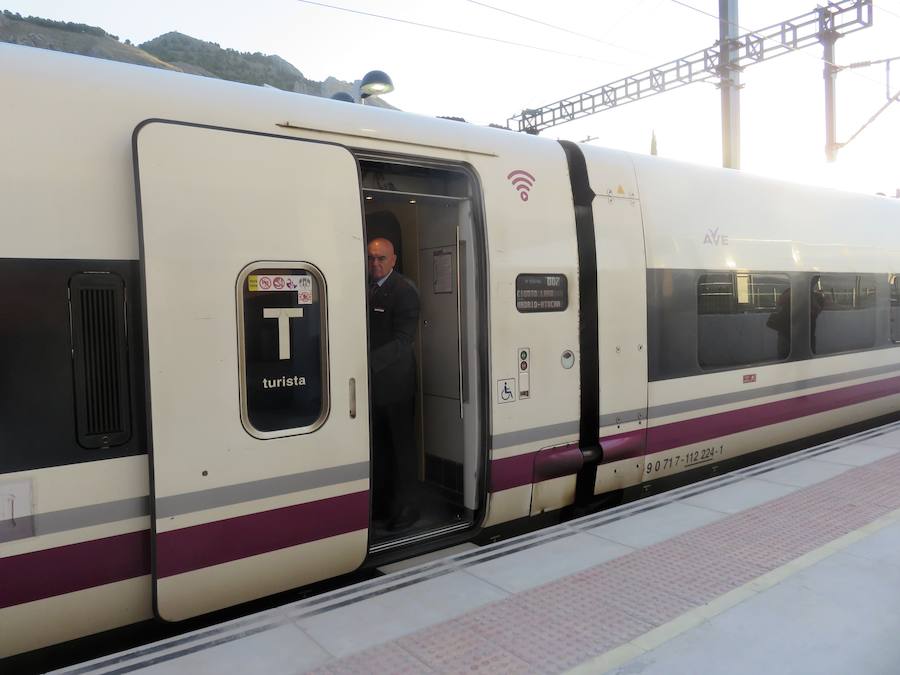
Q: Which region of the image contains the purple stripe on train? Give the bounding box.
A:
[155,490,369,578]
[489,374,900,492]
[488,428,645,493]
[647,374,900,452]
[7,374,899,609]
[532,443,583,483]
[0,530,150,609]
[489,453,538,492]
[1,491,368,608]
[595,428,647,462]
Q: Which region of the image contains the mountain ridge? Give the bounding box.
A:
[0,10,393,107]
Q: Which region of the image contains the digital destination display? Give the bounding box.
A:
[515,273,568,313]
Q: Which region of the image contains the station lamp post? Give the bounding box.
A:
[330,70,394,105]
[359,70,394,104]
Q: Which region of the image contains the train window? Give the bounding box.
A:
[811,274,877,355]
[236,263,329,438]
[891,274,900,343]
[697,272,791,369]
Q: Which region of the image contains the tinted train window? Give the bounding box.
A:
[811,274,877,354]
[891,275,900,343]
[238,264,329,438]
[698,272,791,369]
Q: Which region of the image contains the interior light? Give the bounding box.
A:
[409,199,417,204]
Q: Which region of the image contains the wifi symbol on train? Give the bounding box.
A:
[507,170,536,202]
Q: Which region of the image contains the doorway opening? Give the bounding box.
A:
[359,157,485,550]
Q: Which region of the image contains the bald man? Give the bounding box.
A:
[367,237,420,530]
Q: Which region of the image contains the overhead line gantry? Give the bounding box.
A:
[508,0,873,163]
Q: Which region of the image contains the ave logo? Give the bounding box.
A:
[703,227,729,246]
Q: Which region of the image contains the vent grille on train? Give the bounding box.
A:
[70,273,132,449]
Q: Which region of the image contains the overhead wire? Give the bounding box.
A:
[838,86,900,149]
[462,0,645,56]
[601,0,665,37]
[294,0,626,65]
[876,2,900,21]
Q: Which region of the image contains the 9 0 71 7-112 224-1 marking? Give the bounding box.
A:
[644,445,725,476]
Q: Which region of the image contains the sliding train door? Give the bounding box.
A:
[134,121,369,621]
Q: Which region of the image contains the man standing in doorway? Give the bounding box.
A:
[367,237,420,530]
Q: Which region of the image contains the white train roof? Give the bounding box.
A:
[3,41,898,274]
[626,152,900,274]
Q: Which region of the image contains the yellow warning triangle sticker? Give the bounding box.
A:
[616,185,626,195]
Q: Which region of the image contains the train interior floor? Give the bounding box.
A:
[54,421,900,675]
[372,482,470,541]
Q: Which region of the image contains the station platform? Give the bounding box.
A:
[57,422,900,675]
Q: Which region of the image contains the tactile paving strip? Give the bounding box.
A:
[309,450,900,674]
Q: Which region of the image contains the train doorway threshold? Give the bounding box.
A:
[55,420,900,674]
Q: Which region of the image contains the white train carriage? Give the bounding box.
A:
[1,42,900,659]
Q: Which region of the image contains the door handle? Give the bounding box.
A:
[349,378,357,419]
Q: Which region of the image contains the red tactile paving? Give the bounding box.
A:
[308,450,900,674]
[602,539,769,605]
[400,623,536,675]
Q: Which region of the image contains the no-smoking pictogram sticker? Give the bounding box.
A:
[258,276,272,290]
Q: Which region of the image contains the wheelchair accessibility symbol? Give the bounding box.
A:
[497,378,517,404]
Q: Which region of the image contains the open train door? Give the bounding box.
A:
[134,121,370,621]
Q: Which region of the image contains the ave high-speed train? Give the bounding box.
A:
[2,42,900,660]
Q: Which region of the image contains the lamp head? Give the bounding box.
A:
[360,70,394,97]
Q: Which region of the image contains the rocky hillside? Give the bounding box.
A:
[0,10,176,69]
[0,10,392,106]
[139,32,365,100]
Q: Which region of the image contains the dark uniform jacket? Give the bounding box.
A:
[369,271,419,405]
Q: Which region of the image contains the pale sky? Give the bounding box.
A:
[5,0,899,195]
